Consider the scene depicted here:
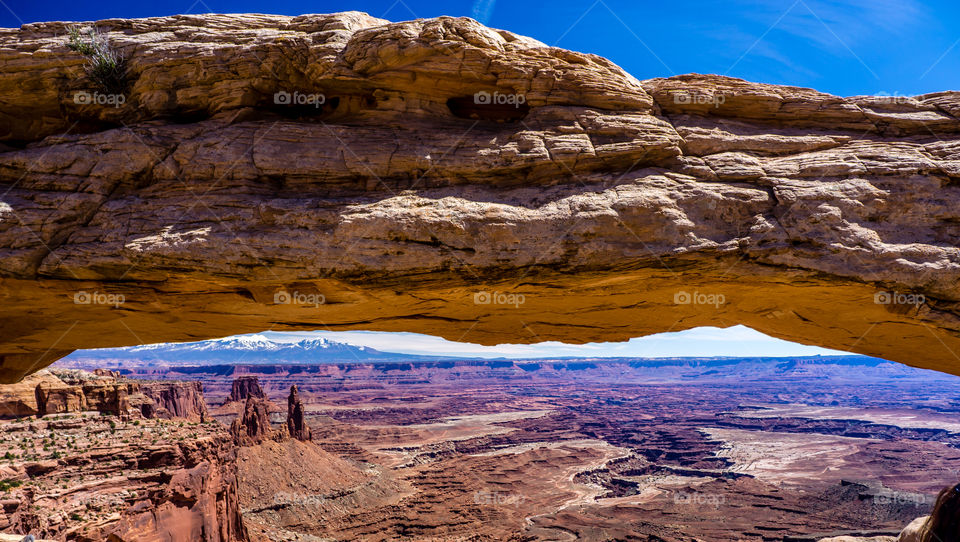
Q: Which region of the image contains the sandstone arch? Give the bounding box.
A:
[1,13,959,382]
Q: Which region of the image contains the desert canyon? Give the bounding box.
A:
[2,356,960,540]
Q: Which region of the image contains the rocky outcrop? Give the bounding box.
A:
[1,13,960,381]
[0,415,248,541]
[136,380,208,421]
[0,368,211,421]
[81,382,132,416]
[0,371,64,417]
[105,437,249,542]
[33,380,85,415]
[228,376,265,403]
[286,385,311,441]
[230,395,274,446]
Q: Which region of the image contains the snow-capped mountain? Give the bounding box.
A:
[62,334,435,365]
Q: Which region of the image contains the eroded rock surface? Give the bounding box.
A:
[137,380,208,421]
[0,371,67,418]
[1,13,960,381]
[286,385,311,441]
[0,368,209,421]
[229,376,266,403]
[0,380,246,541]
[230,395,275,446]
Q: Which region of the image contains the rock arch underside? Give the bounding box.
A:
[1,12,960,383]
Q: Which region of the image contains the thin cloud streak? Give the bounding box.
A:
[471,0,496,24]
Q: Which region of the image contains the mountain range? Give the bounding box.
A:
[58,334,937,376]
[60,335,443,365]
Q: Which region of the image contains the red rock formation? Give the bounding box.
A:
[0,371,66,418]
[33,381,86,416]
[105,436,249,542]
[286,385,311,442]
[230,395,274,446]
[136,380,209,422]
[8,369,209,421]
[80,381,132,417]
[49,369,136,417]
[228,376,265,403]
[0,416,248,542]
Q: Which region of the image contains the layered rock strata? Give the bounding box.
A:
[0,388,247,541]
[230,395,274,446]
[0,369,209,421]
[0,13,959,380]
[228,376,266,403]
[137,380,208,421]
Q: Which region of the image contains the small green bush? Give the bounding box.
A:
[0,478,22,492]
[67,26,97,55]
[66,25,127,94]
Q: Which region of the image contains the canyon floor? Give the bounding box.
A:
[56,356,955,542]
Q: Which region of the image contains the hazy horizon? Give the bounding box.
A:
[66,325,854,360]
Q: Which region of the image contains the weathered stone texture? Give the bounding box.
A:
[0,13,959,380]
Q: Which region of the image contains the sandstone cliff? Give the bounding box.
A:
[0,416,247,541]
[137,380,209,421]
[229,382,313,444]
[1,13,959,380]
[0,369,210,421]
[0,371,65,417]
[228,376,266,403]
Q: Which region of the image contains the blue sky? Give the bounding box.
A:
[2,0,958,96]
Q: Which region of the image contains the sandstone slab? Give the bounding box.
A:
[0,14,959,380]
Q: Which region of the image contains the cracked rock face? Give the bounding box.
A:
[1,13,959,382]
